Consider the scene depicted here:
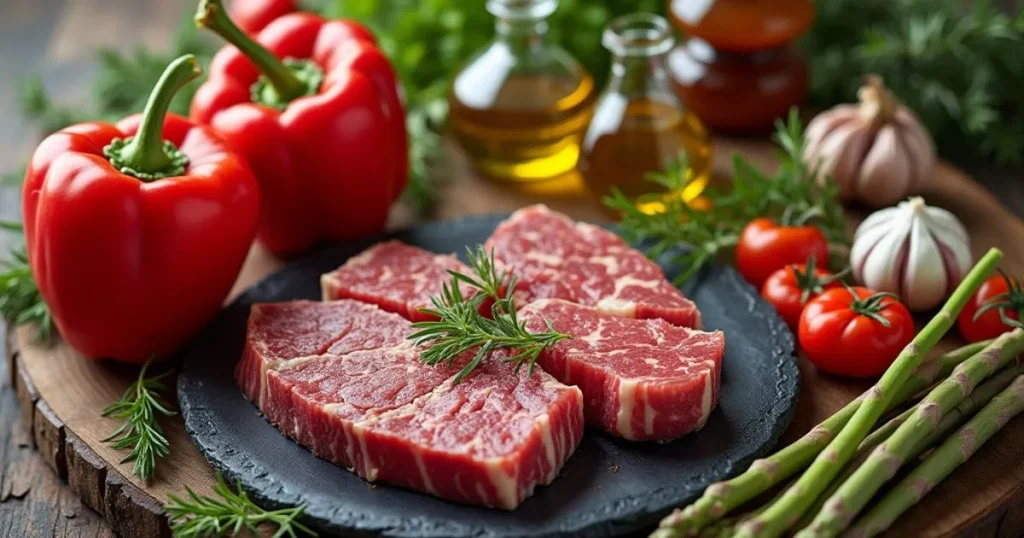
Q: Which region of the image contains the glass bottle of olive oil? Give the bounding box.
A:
[579,14,712,211]
[448,0,596,182]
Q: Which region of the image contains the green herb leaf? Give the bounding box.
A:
[803,0,1024,166]
[165,473,317,538]
[605,109,848,284]
[410,245,570,382]
[0,244,54,343]
[101,358,175,482]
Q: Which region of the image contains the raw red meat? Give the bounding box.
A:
[238,299,584,510]
[486,205,702,328]
[516,299,724,441]
[237,300,411,408]
[320,240,476,321]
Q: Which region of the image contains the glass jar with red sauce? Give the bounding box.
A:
[666,0,813,133]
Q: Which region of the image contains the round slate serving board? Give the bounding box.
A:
[176,214,799,538]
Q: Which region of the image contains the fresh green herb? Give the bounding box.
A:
[0,223,53,342]
[165,473,317,538]
[605,109,848,284]
[410,246,570,383]
[803,0,1024,166]
[101,358,175,481]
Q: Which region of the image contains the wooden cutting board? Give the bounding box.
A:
[7,138,1024,537]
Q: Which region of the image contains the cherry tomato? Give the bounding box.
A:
[957,272,1023,343]
[798,287,915,378]
[736,218,830,288]
[761,256,845,332]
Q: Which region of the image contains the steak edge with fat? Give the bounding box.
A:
[485,205,702,328]
[320,240,477,321]
[516,299,724,441]
[237,299,585,510]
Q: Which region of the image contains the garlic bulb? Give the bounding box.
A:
[851,197,971,311]
[804,76,936,208]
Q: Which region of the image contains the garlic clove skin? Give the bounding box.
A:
[802,77,936,208]
[852,197,972,311]
[895,109,936,193]
[815,120,874,200]
[857,125,913,208]
[805,105,858,161]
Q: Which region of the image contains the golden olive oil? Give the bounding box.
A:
[448,73,596,181]
[579,98,712,212]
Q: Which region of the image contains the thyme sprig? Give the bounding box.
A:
[605,109,848,284]
[410,246,571,383]
[165,473,316,538]
[101,358,175,481]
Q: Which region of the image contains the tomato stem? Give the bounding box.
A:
[793,255,849,305]
[844,284,900,327]
[972,269,1024,329]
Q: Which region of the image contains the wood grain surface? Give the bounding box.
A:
[5,137,1024,537]
[2,1,1024,537]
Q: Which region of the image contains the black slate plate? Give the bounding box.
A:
[178,214,798,538]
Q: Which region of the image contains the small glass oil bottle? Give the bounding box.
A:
[448,0,596,182]
[579,13,712,212]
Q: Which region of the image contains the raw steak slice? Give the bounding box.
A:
[486,205,702,328]
[320,240,476,321]
[236,300,412,408]
[516,299,724,441]
[240,299,585,510]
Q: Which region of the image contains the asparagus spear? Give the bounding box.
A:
[796,359,1024,532]
[651,339,990,538]
[798,329,1024,537]
[846,375,1024,538]
[734,248,1003,538]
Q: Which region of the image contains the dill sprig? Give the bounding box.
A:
[410,246,571,383]
[605,109,848,284]
[165,473,317,538]
[0,223,54,342]
[101,358,175,481]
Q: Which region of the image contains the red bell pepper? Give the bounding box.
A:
[191,0,407,257]
[231,0,295,34]
[22,55,260,364]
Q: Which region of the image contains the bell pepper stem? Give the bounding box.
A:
[114,54,201,176]
[196,0,307,102]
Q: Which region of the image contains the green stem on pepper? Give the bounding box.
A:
[195,0,320,108]
[103,54,200,180]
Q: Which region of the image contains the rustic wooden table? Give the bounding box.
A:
[2,2,1024,537]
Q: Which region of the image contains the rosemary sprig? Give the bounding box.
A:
[101,358,175,481]
[604,108,848,284]
[0,223,54,342]
[165,473,317,538]
[410,246,571,383]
